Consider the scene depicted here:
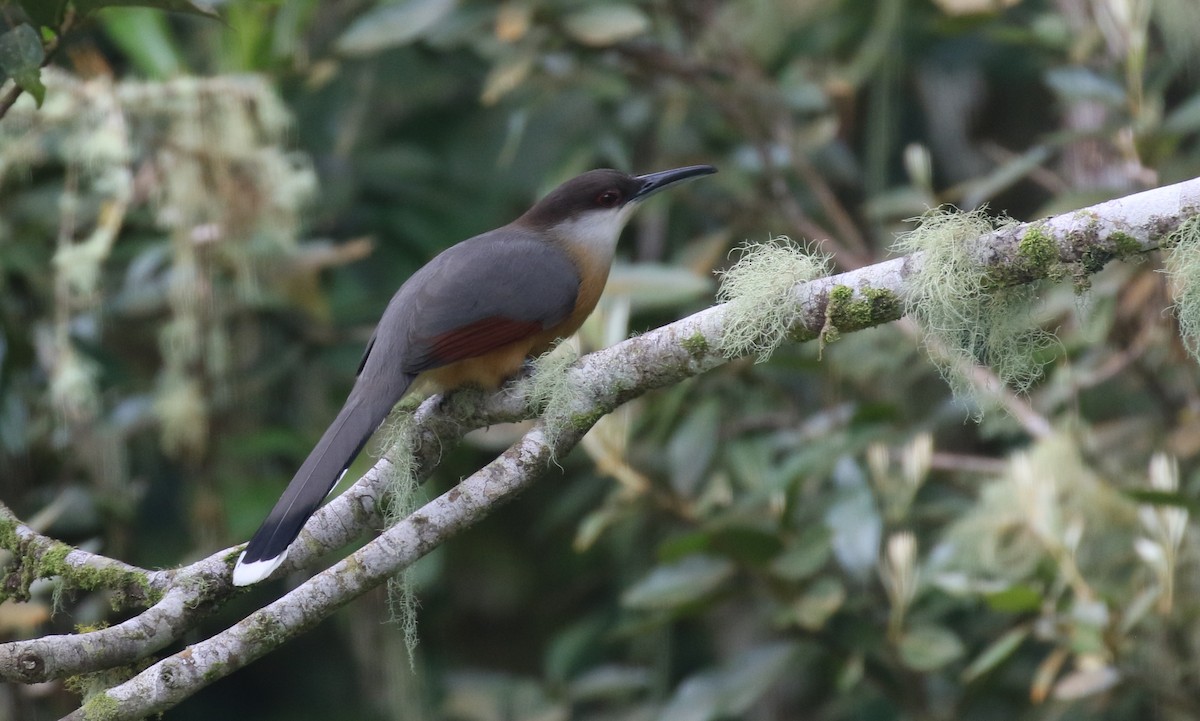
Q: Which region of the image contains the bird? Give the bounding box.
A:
[232,164,717,586]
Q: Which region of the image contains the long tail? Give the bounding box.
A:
[232,386,403,586]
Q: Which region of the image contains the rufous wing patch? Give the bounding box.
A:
[426,316,543,364]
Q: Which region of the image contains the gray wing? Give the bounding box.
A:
[358,227,581,380]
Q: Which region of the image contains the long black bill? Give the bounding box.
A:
[633,165,717,202]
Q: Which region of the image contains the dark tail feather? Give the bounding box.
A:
[232,388,400,586]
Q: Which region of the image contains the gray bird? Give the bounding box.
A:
[233,164,717,586]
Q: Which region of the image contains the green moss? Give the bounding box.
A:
[71,565,109,591]
[93,569,156,608]
[80,692,119,721]
[1079,246,1111,274]
[202,660,230,684]
[1018,224,1058,270]
[822,285,903,350]
[820,285,853,349]
[128,575,159,606]
[862,287,902,318]
[681,332,709,357]
[987,223,1069,285]
[1077,229,1142,283]
[827,284,853,306]
[79,623,111,637]
[569,409,607,432]
[605,375,636,396]
[0,516,18,551]
[13,535,161,609]
[1075,229,1146,280]
[63,673,92,698]
[59,556,159,609]
[1109,230,1141,256]
[837,286,885,326]
[0,517,22,601]
[38,542,72,576]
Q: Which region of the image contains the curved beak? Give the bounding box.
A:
[632,165,717,202]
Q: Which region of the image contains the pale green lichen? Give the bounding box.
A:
[377,413,422,669]
[1163,214,1200,364]
[69,653,155,721]
[519,343,585,453]
[894,208,1056,411]
[715,238,831,362]
[4,71,318,459]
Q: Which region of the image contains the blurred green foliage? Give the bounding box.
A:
[3,0,1200,719]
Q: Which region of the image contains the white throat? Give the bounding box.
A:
[550,204,638,264]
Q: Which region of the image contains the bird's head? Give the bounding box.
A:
[521,165,716,256]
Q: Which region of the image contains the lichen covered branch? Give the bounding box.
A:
[1,176,1196,718]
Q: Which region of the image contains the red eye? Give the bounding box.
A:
[596,189,622,208]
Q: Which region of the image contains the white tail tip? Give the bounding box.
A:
[232,550,288,586]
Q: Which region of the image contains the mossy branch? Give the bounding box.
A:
[0,500,242,684]
[4,176,1199,719]
[0,501,157,609]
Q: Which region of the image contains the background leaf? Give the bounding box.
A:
[621,556,735,611]
[562,4,650,47]
[334,0,457,56]
[0,24,45,105]
[899,626,966,672]
[658,643,798,721]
